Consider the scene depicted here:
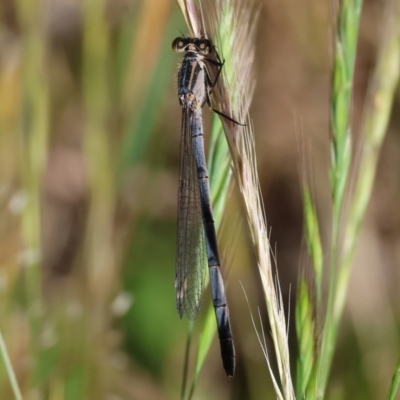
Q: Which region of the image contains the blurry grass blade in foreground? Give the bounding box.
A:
[172,35,235,377]
[0,330,23,400]
[387,355,400,400]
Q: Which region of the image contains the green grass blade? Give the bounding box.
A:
[302,188,323,304]
[14,2,49,390]
[82,0,117,307]
[0,329,23,400]
[15,0,49,320]
[295,279,315,399]
[209,117,232,217]
[386,355,400,400]
[315,1,363,397]
[180,321,194,400]
[188,307,216,400]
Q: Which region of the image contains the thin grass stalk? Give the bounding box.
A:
[329,0,362,210]
[186,307,216,400]
[82,0,116,310]
[180,320,194,400]
[14,0,49,371]
[81,5,116,395]
[15,0,48,303]
[296,185,321,398]
[244,292,284,400]
[209,117,232,219]
[314,0,363,397]
[302,188,323,304]
[295,127,324,399]
[387,354,400,400]
[0,329,23,400]
[295,279,315,399]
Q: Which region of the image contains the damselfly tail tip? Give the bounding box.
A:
[220,338,236,377]
[224,363,235,378]
[225,367,235,378]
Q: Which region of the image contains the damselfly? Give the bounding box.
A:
[172,36,236,377]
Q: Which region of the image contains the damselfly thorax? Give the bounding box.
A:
[172,37,219,111]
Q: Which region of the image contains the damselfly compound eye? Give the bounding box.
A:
[193,38,211,54]
[172,37,187,52]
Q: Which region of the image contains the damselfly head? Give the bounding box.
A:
[172,37,212,55]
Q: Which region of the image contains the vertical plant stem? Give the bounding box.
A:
[302,188,323,304]
[180,320,193,400]
[82,0,116,309]
[81,4,115,396]
[0,329,23,400]
[15,0,49,355]
[387,354,400,400]
[295,278,315,398]
[314,0,363,397]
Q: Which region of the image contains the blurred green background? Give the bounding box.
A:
[0,0,399,399]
